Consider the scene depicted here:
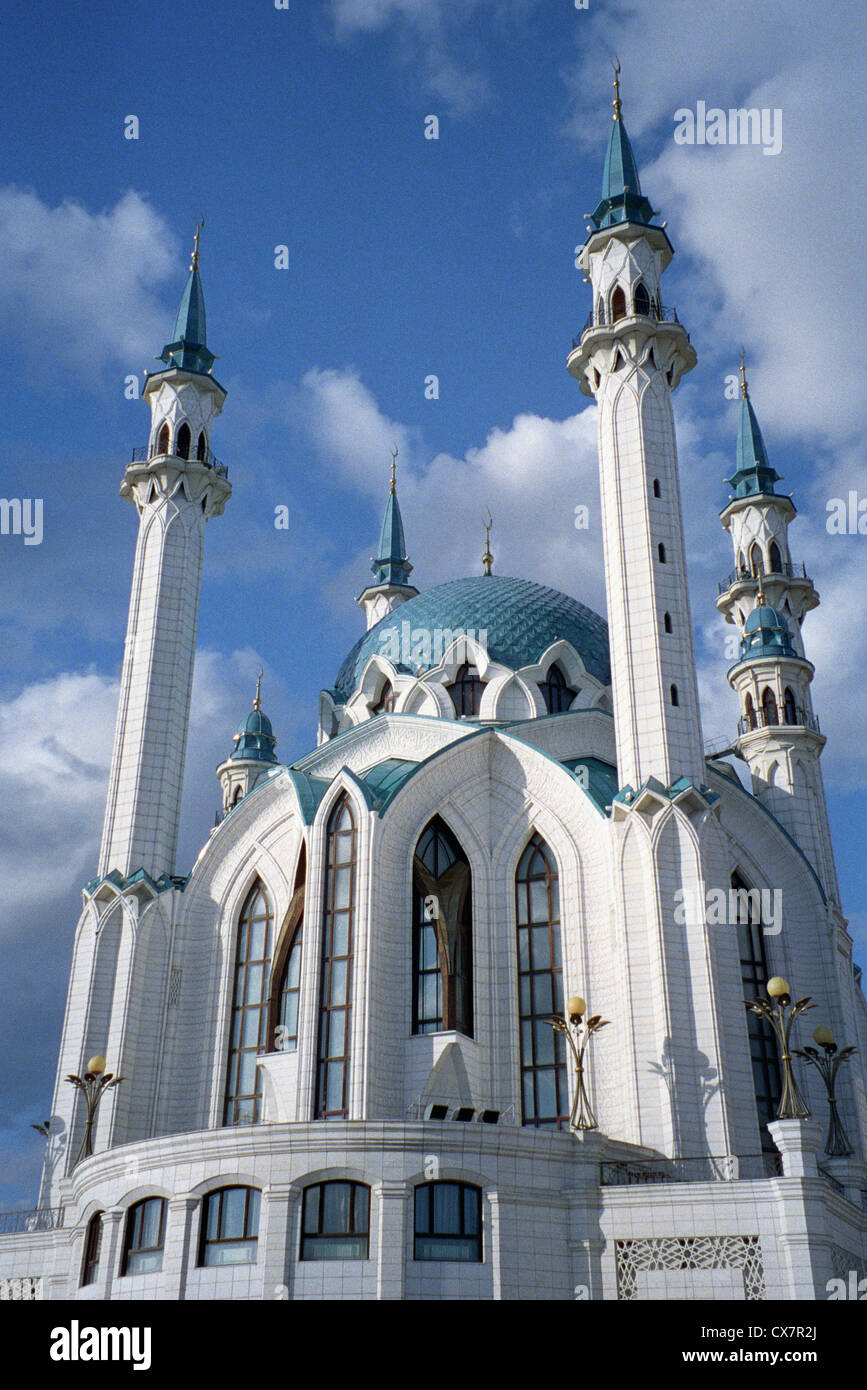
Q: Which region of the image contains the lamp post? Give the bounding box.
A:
[548,995,609,1131]
[65,1056,123,1166]
[793,1026,856,1157]
[745,977,813,1120]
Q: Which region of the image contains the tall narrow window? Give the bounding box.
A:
[595,296,604,326]
[652,478,661,498]
[769,541,782,573]
[371,680,395,715]
[122,1198,167,1276]
[670,684,679,706]
[540,664,575,714]
[176,421,191,459]
[447,663,485,717]
[784,687,797,726]
[315,797,356,1118]
[745,692,757,730]
[761,686,778,727]
[413,818,473,1036]
[156,422,170,456]
[267,849,306,1053]
[610,284,627,322]
[634,281,650,316]
[80,1212,103,1287]
[733,872,782,1150]
[277,928,303,1051]
[196,430,207,461]
[224,880,274,1125]
[749,542,764,577]
[516,835,567,1128]
[663,612,672,633]
[658,543,666,563]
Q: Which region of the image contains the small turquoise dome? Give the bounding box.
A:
[231,705,277,763]
[334,575,610,699]
[740,604,796,660]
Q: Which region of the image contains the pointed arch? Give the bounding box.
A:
[633,280,650,316]
[540,663,575,714]
[315,795,357,1118]
[196,430,207,461]
[769,541,782,574]
[761,686,778,727]
[223,878,275,1125]
[176,422,191,460]
[783,686,797,726]
[748,541,764,577]
[266,843,307,1052]
[610,284,627,322]
[412,816,473,1037]
[371,679,395,715]
[446,663,485,718]
[744,692,757,730]
[595,296,605,326]
[156,422,170,456]
[515,833,567,1128]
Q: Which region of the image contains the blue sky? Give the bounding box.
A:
[1,0,865,1205]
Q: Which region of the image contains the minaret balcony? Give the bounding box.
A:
[131,444,229,480]
[737,708,821,736]
[572,301,683,349]
[717,562,811,595]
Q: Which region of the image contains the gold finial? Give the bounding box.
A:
[390,443,398,495]
[253,666,263,711]
[756,588,766,607]
[612,56,622,121]
[482,510,494,576]
[191,215,205,271]
[739,346,749,399]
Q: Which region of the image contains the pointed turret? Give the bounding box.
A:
[589,60,655,231]
[358,448,419,630]
[725,358,782,500]
[217,672,279,815]
[154,221,218,379]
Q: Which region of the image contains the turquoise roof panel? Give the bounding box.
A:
[334,575,611,698]
[561,755,619,813]
[591,118,655,230]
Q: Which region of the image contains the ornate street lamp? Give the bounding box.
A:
[745,977,813,1120]
[548,995,609,1131]
[65,1056,123,1166]
[793,1026,856,1157]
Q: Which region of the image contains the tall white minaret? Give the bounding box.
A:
[717,362,839,900]
[567,66,704,791]
[98,224,231,881]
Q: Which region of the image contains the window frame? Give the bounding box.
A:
[121,1197,167,1277]
[413,1182,483,1263]
[300,1180,370,1261]
[198,1186,261,1268]
[515,834,568,1129]
[412,817,473,1037]
[80,1211,104,1287]
[315,797,357,1119]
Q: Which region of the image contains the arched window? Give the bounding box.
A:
[663,612,672,633]
[540,664,575,714]
[301,1182,370,1260]
[196,430,207,461]
[652,478,661,498]
[595,296,604,326]
[176,422,191,459]
[516,835,567,1128]
[122,1198,167,1276]
[223,880,274,1125]
[769,541,782,574]
[784,687,797,726]
[737,551,747,576]
[315,797,356,1118]
[732,871,782,1150]
[267,845,306,1053]
[414,1182,482,1262]
[610,284,627,322]
[761,687,778,727]
[749,542,764,577]
[232,786,243,806]
[371,680,395,715]
[199,1187,260,1267]
[634,281,650,316]
[658,542,666,563]
[80,1212,103,1287]
[447,663,485,718]
[670,684,679,706]
[156,422,170,456]
[745,692,757,730]
[413,817,472,1036]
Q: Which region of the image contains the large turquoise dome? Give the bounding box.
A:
[334,575,610,699]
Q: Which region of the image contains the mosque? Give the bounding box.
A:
[1,73,865,1301]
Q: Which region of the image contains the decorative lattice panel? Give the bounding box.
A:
[615,1235,765,1301]
[828,1244,867,1283]
[0,1277,43,1300]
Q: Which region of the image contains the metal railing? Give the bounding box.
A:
[719,562,810,593]
[600,1153,782,1185]
[738,709,821,736]
[572,302,682,348]
[130,445,228,479]
[0,1207,65,1236]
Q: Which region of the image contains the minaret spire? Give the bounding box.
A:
[482,510,494,576]
[611,56,622,121]
[357,451,419,630]
[97,239,230,882]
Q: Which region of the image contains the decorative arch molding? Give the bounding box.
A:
[480,671,540,721]
[187,1173,263,1199]
[313,767,373,838]
[114,1182,174,1210]
[400,679,455,718]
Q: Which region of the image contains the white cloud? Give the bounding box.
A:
[0,187,178,377]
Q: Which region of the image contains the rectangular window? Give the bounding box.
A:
[300,1181,370,1260]
[122,1197,167,1276]
[199,1187,261,1267]
[413,1182,482,1262]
